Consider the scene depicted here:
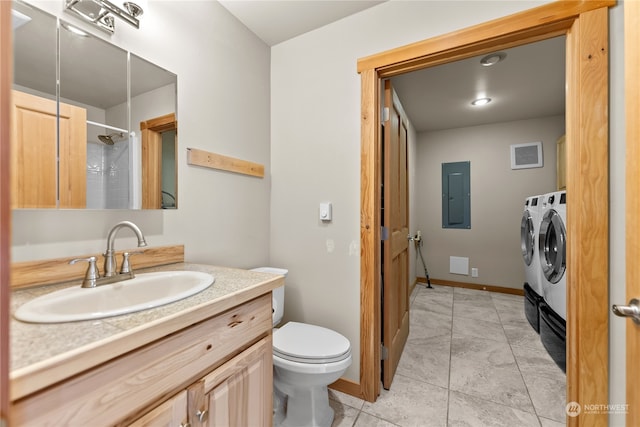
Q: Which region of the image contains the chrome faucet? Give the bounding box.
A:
[68,221,147,288]
[103,221,147,277]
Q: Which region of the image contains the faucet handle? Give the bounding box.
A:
[69,256,100,288]
[120,251,144,274]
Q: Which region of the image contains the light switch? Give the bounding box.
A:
[320,202,332,221]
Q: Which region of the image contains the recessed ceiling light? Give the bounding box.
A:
[480,52,506,67]
[471,97,492,106]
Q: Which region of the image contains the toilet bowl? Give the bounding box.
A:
[251,267,352,427]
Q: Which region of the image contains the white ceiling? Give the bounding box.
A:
[218,0,386,47]
[391,36,566,132]
[220,0,566,132]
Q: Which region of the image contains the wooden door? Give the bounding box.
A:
[624,2,640,425]
[11,90,58,208]
[381,80,410,389]
[58,99,87,208]
[11,90,86,209]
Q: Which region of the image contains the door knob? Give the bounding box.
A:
[612,298,640,324]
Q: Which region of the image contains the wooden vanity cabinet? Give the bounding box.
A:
[11,293,273,427]
[130,336,272,427]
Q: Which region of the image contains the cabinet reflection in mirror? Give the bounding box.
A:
[11,0,178,210]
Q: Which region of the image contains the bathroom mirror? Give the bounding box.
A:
[11,1,58,208]
[131,54,178,209]
[11,0,178,210]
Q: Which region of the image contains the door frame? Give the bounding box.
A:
[354,1,612,424]
[141,113,177,209]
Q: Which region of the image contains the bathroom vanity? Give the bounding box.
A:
[9,262,283,426]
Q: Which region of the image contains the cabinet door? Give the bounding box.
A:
[196,336,272,427]
[129,390,189,427]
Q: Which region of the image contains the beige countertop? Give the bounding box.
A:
[9,263,283,401]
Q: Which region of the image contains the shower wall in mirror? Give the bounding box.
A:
[11,0,178,210]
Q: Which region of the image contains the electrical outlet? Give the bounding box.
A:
[471,268,478,278]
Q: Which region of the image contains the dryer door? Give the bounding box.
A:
[521,211,535,266]
[538,209,567,283]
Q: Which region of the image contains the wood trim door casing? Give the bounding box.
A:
[356,2,613,421]
[141,113,177,209]
[565,9,610,426]
[358,67,381,400]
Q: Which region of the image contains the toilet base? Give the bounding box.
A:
[274,383,334,427]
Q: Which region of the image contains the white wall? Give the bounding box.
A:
[415,115,564,289]
[270,0,554,382]
[12,1,272,271]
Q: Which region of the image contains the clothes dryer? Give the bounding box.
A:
[538,190,567,372]
[521,194,543,332]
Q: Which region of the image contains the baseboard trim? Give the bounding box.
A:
[329,378,365,400]
[410,278,417,295]
[416,277,524,296]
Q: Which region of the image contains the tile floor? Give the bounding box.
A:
[328,284,566,427]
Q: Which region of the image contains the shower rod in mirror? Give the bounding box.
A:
[65,0,147,34]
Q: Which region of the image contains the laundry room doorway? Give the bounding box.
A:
[357,3,612,425]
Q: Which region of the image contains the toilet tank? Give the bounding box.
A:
[251,267,288,327]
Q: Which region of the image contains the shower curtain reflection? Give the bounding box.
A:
[86,135,131,209]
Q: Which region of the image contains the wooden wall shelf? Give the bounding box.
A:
[186,148,264,178]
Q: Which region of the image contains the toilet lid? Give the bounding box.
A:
[273,322,351,364]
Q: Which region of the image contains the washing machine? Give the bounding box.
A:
[538,190,567,372]
[521,194,543,332]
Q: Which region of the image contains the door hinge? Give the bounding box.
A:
[381,226,389,241]
[382,107,389,123]
[381,344,388,361]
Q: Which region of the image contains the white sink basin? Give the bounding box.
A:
[15,271,215,323]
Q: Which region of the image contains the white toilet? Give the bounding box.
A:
[251,267,352,427]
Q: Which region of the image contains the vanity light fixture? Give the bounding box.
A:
[480,52,506,67]
[64,0,147,34]
[471,97,492,106]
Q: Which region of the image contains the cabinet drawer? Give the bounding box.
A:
[11,293,271,426]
